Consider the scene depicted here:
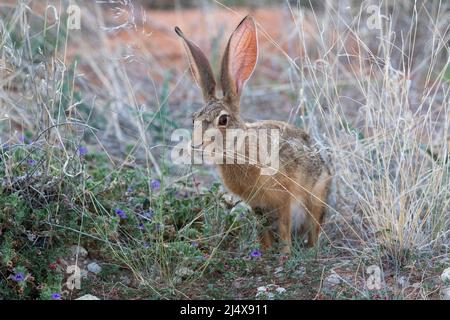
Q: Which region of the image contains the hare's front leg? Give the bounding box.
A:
[255,207,276,250]
[277,203,292,255]
[261,229,275,250]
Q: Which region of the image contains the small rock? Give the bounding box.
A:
[411,282,421,289]
[257,286,267,294]
[325,272,341,285]
[275,287,286,294]
[76,294,100,300]
[175,267,194,278]
[274,267,284,274]
[87,262,102,274]
[441,287,450,300]
[256,286,274,300]
[295,266,306,276]
[441,267,450,283]
[119,275,131,286]
[397,276,409,287]
[256,284,286,299]
[70,245,88,258]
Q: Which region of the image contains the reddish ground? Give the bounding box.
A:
[106,7,314,68]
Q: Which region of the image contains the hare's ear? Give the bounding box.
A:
[175,27,216,101]
[220,15,258,107]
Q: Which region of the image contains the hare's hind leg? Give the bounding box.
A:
[305,206,323,247]
[306,173,331,247]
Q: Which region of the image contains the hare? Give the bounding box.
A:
[175,16,331,254]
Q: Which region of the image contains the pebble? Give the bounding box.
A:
[275,287,286,294]
[257,286,267,293]
[441,287,450,300]
[119,275,131,286]
[76,294,100,300]
[441,267,450,283]
[87,262,102,274]
[274,267,284,274]
[256,284,287,299]
[70,245,88,258]
[295,267,306,276]
[325,272,341,285]
[175,267,194,278]
[397,276,409,287]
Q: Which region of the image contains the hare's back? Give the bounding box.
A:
[246,120,312,147]
[247,120,327,178]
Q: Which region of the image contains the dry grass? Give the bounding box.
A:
[0,0,449,299]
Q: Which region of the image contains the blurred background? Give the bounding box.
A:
[1,0,448,155]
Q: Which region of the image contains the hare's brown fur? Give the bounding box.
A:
[218,120,331,252]
[176,16,331,254]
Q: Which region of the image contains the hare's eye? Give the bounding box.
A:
[218,114,228,127]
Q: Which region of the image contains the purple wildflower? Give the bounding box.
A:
[78,146,88,156]
[138,223,145,230]
[250,249,262,259]
[11,272,25,282]
[51,293,62,300]
[115,208,127,219]
[151,179,161,191]
[191,241,199,248]
[28,159,37,166]
[143,209,154,220]
[21,136,32,144]
[19,135,31,144]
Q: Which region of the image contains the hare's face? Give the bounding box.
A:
[192,100,241,132]
[192,100,242,150]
